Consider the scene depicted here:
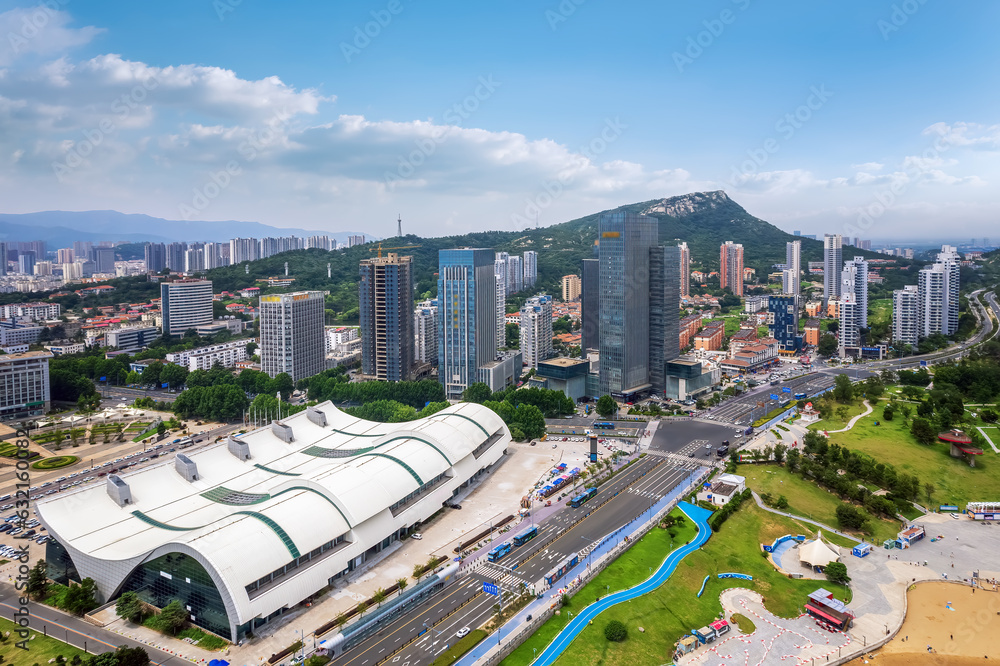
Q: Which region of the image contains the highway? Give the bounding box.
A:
[330,457,702,666]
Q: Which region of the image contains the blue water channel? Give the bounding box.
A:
[530,500,713,666]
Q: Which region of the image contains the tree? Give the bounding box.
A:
[63,578,99,615]
[27,559,48,599]
[835,503,869,530]
[924,482,935,504]
[604,619,628,642]
[505,322,519,348]
[595,394,617,418]
[817,333,838,357]
[156,422,167,438]
[265,372,295,401]
[775,495,789,510]
[982,409,999,424]
[115,591,145,623]
[833,374,854,403]
[158,599,189,634]
[372,588,387,608]
[882,404,894,421]
[462,382,493,404]
[825,561,851,585]
[910,417,937,446]
[773,442,787,464]
[246,341,258,357]
[396,578,408,593]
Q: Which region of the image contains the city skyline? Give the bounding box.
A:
[1,3,998,239]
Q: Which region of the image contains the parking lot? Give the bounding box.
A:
[708,373,835,425]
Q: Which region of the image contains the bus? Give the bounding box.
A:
[544,552,579,586]
[512,526,538,546]
[487,541,513,562]
[592,422,615,430]
[793,392,807,400]
[569,488,598,508]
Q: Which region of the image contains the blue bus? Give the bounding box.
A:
[544,552,579,586]
[569,488,598,508]
[512,526,538,546]
[488,541,513,562]
[793,392,807,400]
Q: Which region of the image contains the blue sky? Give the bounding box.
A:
[1,0,998,240]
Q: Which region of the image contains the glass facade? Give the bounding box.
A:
[649,245,681,394]
[437,249,496,399]
[45,539,80,586]
[117,551,232,640]
[360,255,415,381]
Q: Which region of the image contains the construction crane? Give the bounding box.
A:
[368,242,420,259]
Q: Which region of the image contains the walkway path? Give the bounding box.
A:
[530,501,714,666]
[749,490,861,543]
[976,426,1000,453]
[823,399,873,434]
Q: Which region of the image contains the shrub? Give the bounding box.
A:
[604,619,628,642]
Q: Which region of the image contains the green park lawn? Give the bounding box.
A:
[806,398,871,432]
[0,616,90,666]
[825,408,1000,507]
[503,504,845,666]
[740,464,902,543]
[869,299,892,328]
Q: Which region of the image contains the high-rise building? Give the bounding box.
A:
[918,246,960,337]
[72,241,93,262]
[561,274,581,302]
[348,235,366,248]
[56,248,75,264]
[519,294,554,369]
[437,248,497,399]
[649,245,681,394]
[507,255,523,294]
[184,248,205,273]
[93,247,115,274]
[229,238,258,264]
[823,234,843,306]
[599,211,659,396]
[892,285,919,347]
[523,251,538,289]
[784,240,801,296]
[768,295,802,353]
[203,243,223,270]
[166,242,187,271]
[0,350,53,420]
[160,280,213,337]
[719,241,744,296]
[145,243,167,273]
[495,274,506,354]
[18,252,36,276]
[838,293,861,356]
[580,258,599,354]
[414,300,438,366]
[61,262,82,281]
[259,291,326,382]
[678,242,690,297]
[359,253,415,382]
[841,256,869,329]
[0,241,8,277]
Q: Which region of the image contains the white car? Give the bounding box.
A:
[411,533,423,540]
[456,627,471,638]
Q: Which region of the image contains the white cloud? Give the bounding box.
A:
[850,162,884,172]
[0,7,102,66]
[923,121,1000,149]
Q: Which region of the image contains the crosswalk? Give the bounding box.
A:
[475,561,532,592]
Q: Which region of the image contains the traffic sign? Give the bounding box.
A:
[483,582,500,596]
[781,386,791,393]
[769,393,779,400]
[920,360,928,367]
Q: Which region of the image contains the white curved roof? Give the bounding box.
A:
[36,401,506,589]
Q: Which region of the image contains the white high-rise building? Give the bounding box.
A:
[184,248,205,273]
[160,280,214,337]
[841,256,868,329]
[230,238,259,264]
[918,246,960,337]
[519,294,553,369]
[523,251,538,289]
[259,291,326,382]
[414,301,438,366]
[203,243,223,269]
[823,234,843,306]
[892,285,919,347]
[507,255,523,294]
[678,242,690,297]
[838,293,861,357]
[784,240,801,296]
[495,273,506,354]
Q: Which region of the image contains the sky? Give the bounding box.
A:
[1,0,998,241]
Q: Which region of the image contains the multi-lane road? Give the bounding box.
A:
[331,456,702,666]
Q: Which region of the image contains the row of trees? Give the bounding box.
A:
[302,368,446,409]
[462,382,575,441]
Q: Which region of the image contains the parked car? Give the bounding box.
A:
[411,533,423,540]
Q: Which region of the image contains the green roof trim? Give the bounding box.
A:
[330,427,387,438]
[254,463,301,477]
[355,452,423,486]
[234,511,300,558]
[131,510,189,532]
[301,445,377,458]
[377,436,452,466]
[201,487,270,506]
[426,412,491,437]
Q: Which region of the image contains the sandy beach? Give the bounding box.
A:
[848,581,1000,665]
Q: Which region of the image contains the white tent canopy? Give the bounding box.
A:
[799,533,840,569]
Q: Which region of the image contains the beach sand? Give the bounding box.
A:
[848,581,1000,665]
